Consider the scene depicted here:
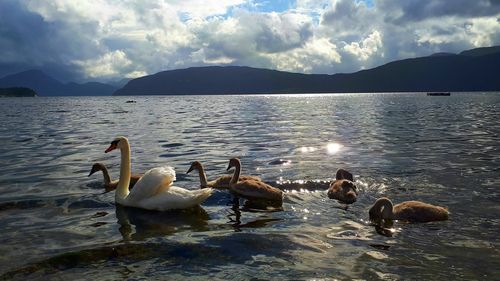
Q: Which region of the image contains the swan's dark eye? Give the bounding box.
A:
[111,140,119,146]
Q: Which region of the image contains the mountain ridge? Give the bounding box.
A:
[0,70,116,96]
[1,46,498,96]
[114,45,500,95]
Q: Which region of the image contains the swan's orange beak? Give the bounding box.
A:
[105,143,117,153]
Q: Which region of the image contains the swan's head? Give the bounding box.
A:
[88,163,105,177]
[345,181,358,201]
[369,203,381,221]
[328,179,358,204]
[335,168,354,181]
[340,180,358,203]
[226,158,241,171]
[186,161,202,174]
[369,197,393,222]
[105,136,128,153]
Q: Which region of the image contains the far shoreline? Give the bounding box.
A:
[16,91,499,97]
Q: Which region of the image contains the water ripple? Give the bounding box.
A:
[0,93,499,279]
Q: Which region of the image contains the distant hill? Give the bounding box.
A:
[114,46,500,95]
[114,66,332,95]
[459,46,500,57]
[0,70,116,96]
[429,52,455,57]
[0,87,37,97]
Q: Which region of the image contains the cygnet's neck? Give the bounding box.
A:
[230,161,241,186]
[196,165,209,188]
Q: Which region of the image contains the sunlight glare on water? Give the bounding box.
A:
[326,142,343,154]
[300,146,318,153]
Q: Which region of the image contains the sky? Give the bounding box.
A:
[1,0,499,82]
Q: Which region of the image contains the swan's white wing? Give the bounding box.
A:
[127,166,176,202]
[136,186,213,211]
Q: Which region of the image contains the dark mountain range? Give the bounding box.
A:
[114,46,500,95]
[115,66,331,95]
[0,70,116,96]
[1,46,498,96]
[459,46,500,57]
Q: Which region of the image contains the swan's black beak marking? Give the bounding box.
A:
[105,140,119,153]
[186,166,194,174]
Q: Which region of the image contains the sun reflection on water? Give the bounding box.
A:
[300,146,318,153]
[326,142,342,154]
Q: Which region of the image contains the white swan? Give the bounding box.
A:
[105,136,213,211]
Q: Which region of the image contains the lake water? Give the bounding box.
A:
[0,93,498,280]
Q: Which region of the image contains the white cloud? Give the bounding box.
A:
[73,50,133,78]
[415,16,500,47]
[343,30,382,60]
[467,17,500,47]
[295,0,336,14]
[169,0,246,19]
[264,36,341,73]
[125,70,148,79]
[190,48,235,64]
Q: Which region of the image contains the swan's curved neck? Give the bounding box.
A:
[101,167,112,185]
[196,165,209,188]
[230,161,241,186]
[375,198,394,220]
[116,139,131,201]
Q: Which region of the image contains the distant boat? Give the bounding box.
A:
[427,92,451,96]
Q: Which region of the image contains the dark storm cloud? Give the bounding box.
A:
[321,0,375,41]
[250,13,314,53]
[381,0,500,23]
[0,1,59,77]
[322,0,369,27]
[0,1,45,62]
[0,1,101,81]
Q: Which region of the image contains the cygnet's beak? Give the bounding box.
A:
[88,169,97,177]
